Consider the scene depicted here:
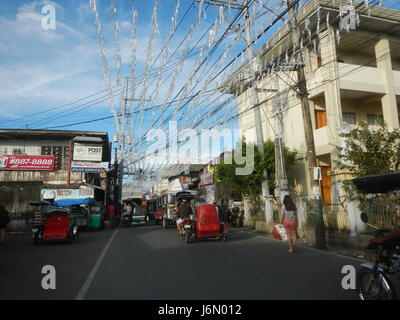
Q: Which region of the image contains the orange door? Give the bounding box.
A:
[321,166,332,205]
[315,110,327,129]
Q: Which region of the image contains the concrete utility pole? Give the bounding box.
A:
[286,0,325,249]
[201,0,273,221]
[117,77,130,202]
[243,5,273,222]
[272,74,289,201]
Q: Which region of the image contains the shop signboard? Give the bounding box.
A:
[41,188,94,201]
[0,155,54,171]
[71,161,102,173]
[73,143,102,162]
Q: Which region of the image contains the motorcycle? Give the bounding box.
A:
[229,207,244,227]
[177,217,195,244]
[121,211,131,227]
[357,212,400,300]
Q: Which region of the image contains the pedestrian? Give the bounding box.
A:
[279,195,298,253]
[107,202,116,228]
[0,204,10,244]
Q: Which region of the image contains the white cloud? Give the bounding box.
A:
[0,1,103,108]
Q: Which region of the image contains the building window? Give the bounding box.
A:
[13,149,23,155]
[367,114,383,125]
[315,109,327,129]
[317,56,322,68]
[41,146,69,170]
[342,112,356,125]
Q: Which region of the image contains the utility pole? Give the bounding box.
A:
[272,74,289,201]
[113,147,119,204]
[201,0,273,222]
[117,77,130,203]
[243,4,273,223]
[286,0,325,249]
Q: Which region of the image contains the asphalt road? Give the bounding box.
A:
[0,223,365,300]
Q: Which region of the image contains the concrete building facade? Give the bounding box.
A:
[0,129,110,231]
[223,0,400,207]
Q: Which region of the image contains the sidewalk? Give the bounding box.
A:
[241,227,371,261]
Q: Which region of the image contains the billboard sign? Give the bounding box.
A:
[0,155,54,171]
[73,143,102,162]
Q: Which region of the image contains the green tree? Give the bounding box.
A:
[336,119,400,208]
[216,138,298,201]
[337,119,400,177]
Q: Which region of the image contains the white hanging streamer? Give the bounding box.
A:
[138,0,159,158]
[89,0,120,136]
[129,6,138,151]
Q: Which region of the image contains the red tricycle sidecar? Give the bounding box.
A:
[195,204,228,242]
[42,209,79,243]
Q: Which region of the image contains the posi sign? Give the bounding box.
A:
[73,143,102,162]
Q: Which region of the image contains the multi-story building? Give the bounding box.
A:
[0,129,111,231]
[222,0,400,206]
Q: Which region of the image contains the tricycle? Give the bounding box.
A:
[183,204,228,244]
[352,172,400,300]
[31,201,79,245]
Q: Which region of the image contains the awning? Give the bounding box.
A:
[353,172,400,194]
[53,198,94,207]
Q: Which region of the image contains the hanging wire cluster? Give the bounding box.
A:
[88,0,383,196]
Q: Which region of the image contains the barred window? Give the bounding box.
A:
[367,114,383,125]
[342,112,356,125]
[41,145,69,170]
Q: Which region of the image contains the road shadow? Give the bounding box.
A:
[225,228,257,242]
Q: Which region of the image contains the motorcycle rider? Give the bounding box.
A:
[121,200,132,223]
[370,225,400,245]
[176,199,193,235]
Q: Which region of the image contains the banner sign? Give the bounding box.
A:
[0,155,54,171]
[200,172,214,186]
[71,161,102,173]
[73,143,102,162]
[204,184,215,204]
[41,188,94,201]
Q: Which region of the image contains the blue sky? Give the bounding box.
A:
[1,0,399,167]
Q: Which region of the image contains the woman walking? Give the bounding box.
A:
[279,195,298,253]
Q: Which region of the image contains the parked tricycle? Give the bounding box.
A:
[31,202,79,245]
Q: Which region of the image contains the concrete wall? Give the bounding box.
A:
[0,182,43,232]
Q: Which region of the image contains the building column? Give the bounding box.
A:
[319,29,342,148]
[375,38,399,129]
[319,30,342,204]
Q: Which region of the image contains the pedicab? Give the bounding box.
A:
[352,172,400,300]
[183,204,228,244]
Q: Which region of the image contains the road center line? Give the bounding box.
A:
[75,228,118,300]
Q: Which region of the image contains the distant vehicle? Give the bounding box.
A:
[162,190,198,229]
[125,198,149,225]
